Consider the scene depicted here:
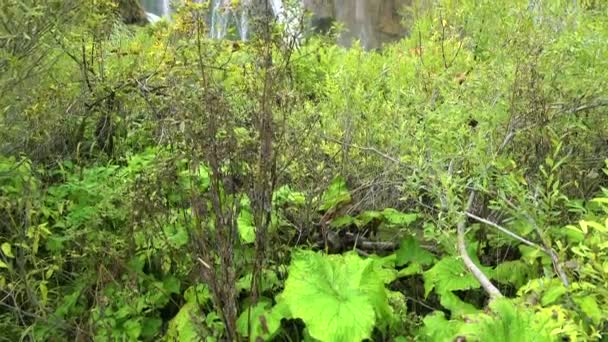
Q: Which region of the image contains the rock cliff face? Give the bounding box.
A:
[119,0,149,25]
[303,0,411,49]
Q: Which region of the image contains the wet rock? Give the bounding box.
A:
[304,0,412,49]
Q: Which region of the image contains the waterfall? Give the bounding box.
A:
[268,0,285,19]
[208,0,253,40]
[209,0,299,41]
[142,0,407,49]
[146,12,162,23]
[161,0,170,16]
[210,0,230,39]
[141,0,169,20]
[143,0,302,43]
[268,0,301,42]
[236,0,251,41]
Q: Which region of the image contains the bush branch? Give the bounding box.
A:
[458,192,503,300]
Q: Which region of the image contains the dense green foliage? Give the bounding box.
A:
[1,0,608,341]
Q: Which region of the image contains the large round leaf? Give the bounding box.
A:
[279,250,390,342]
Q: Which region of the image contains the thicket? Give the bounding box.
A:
[1,0,608,341]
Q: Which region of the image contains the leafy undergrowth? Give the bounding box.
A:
[3,150,608,340]
[2,0,608,341]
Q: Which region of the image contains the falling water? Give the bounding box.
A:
[141,0,171,17]
[238,11,249,40]
[209,0,251,40]
[161,0,170,16]
[236,0,251,41]
[140,0,409,49]
[146,12,162,23]
[208,0,300,41]
[210,0,230,39]
[268,0,284,19]
[268,0,302,42]
[141,0,296,41]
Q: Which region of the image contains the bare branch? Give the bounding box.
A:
[458,192,503,300]
[465,212,545,251]
[551,98,608,115]
[321,135,404,165]
[501,198,570,287]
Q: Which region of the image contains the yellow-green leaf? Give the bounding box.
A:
[1,243,14,258]
[581,220,607,233]
[40,281,48,306]
[574,296,602,324]
[541,284,567,306]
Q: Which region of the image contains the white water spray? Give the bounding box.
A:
[236,0,251,40]
[210,0,230,39]
[161,0,170,16]
[268,0,301,43]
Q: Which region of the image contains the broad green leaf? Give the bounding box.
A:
[563,226,584,243]
[184,283,211,304]
[592,197,608,204]
[360,256,395,329]
[198,165,210,190]
[580,220,607,233]
[319,176,351,212]
[424,257,481,297]
[519,245,550,264]
[124,319,141,340]
[128,255,146,273]
[279,250,389,342]
[493,260,535,288]
[115,305,132,320]
[162,276,180,294]
[206,310,225,332]
[238,205,256,244]
[274,185,306,206]
[1,243,14,258]
[141,317,162,338]
[573,296,602,324]
[397,263,423,278]
[460,299,558,342]
[439,291,479,317]
[148,281,172,306]
[166,302,202,342]
[237,270,279,293]
[517,278,564,299]
[541,284,567,306]
[46,236,64,253]
[165,224,189,248]
[236,299,284,341]
[55,285,85,318]
[381,208,418,226]
[395,236,435,266]
[356,211,383,226]
[329,215,355,228]
[421,312,463,342]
